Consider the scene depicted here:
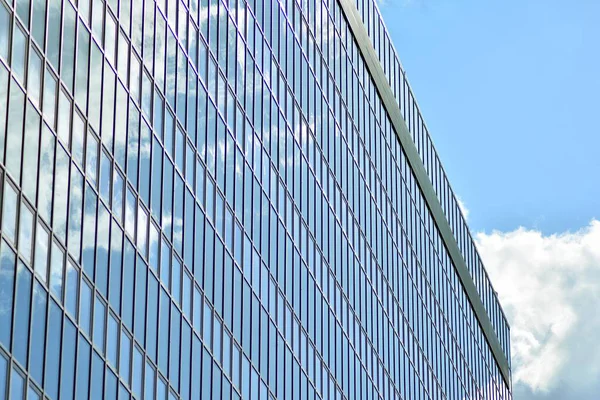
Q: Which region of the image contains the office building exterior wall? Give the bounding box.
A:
[0,0,511,398]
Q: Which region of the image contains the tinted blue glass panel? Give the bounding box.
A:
[0,241,15,349]
[180,320,191,399]
[76,335,91,400]
[122,240,135,330]
[132,346,143,399]
[146,273,159,362]
[120,330,131,386]
[145,360,156,400]
[106,369,118,399]
[0,354,6,400]
[202,348,212,400]
[29,281,46,386]
[169,304,181,390]
[158,288,170,376]
[12,262,31,366]
[91,351,105,400]
[9,367,24,400]
[134,255,147,345]
[109,221,123,312]
[80,279,92,336]
[94,296,106,353]
[61,319,77,400]
[45,300,62,399]
[65,260,79,318]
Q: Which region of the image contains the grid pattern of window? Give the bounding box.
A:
[0,0,511,400]
[350,0,511,363]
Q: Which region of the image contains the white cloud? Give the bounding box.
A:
[475,220,600,394]
[457,196,470,221]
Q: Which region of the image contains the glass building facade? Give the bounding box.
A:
[0,0,511,397]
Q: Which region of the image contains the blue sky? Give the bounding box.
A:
[380,0,600,236]
[377,0,600,399]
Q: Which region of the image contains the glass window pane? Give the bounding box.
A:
[99,150,111,203]
[2,182,18,244]
[6,82,25,181]
[145,360,156,400]
[107,312,119,368]
[68,167,83,262]
[105,369,118,399]
[132,346,143,399]
[50,241,65,301]
[31,0,45,46]
[0,343,6,398]
[0,4,9,61]
[43,69,57,129]
[38,125,55,223]
[47,0,61,68]
[169,304,181,389]
[27,49,42,106]
[53,143,69,241]
[143,266,156,360]
[80,279,92,337]
[86,130,99,187]
[96,204,110,297]
[56,89,72,147]
[134,255,147,344]
[12,262,32,366]
[75,21,90,108]
[109,221,123,312]
[65,260,79,318]
[29,281,47,385]
[27,386,40,400]
[122,239,135,330]
[10,367,24,400]
[60,319,77,400]
[45,300,62,399]
[158,288,169,375]
[11,25,27,83]
[91,351,105,400]
[22,102,40,202]
[34,221,49,282]
[72,112,85,166]
[94,295,106,353]
[120,330,131,385]
[82,183,97,278]
[76,334,91,400]
[0,241,15,349]
[61,1,76,90]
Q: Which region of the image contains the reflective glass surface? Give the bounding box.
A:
[0,0,511,398]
